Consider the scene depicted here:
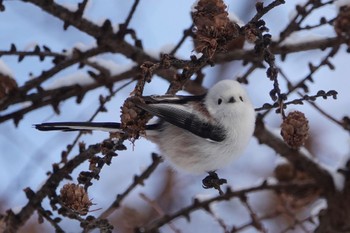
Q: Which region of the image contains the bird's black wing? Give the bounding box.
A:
[135,102,226,142]
[142,94,206,104]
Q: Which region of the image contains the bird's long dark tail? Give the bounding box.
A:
[34,122,123,132]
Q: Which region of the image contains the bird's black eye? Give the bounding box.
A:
[228,96,235,103]
[239,96,243,102]
[218,98,222,105]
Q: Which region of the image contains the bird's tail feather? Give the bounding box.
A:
[34,122,161,133]
[34,122,123,132]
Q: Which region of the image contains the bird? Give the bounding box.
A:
[35,80,256,174]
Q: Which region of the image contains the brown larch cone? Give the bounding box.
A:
[280,111,309,149]
[60,183,92,215]
[192,0,240,58]
[334,5,350,39]
[0,74,18,100]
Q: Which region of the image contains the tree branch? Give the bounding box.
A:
[254,115,335,196]
[140,181,317,233]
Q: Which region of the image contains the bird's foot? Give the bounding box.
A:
[202,171,227,195]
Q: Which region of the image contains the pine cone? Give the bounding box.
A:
[0,74,18,100]
[280,111,309,149]
[334,6,350,38]
[120,96,148,140]
[274,162,321,210]
[60,183,92,215]
[192,0,240,58]
[274,163,295,182]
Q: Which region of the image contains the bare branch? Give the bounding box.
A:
[141,181,317,232]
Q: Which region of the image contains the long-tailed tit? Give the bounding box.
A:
[35,80,256,174]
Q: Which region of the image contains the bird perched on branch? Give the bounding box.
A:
[35,80,255,174]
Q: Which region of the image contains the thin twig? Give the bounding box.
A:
[141,181,317,232]
[276,0,335,44]
[233,211,282,232]
[280,213,319,233]
[97,153,163,220]
[124,0,140,29]
[240,195,267,233]
[305,98,350,132]
[139,193,181,233]
[0,68,138,124]
[206,208,230,233]
[170,24,194,56]
[4,140,120,232]
[249,0,286,23]
[37,205,64,233]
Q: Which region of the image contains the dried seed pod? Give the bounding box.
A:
[60,183,92,215]
[192,0,240,58]
[274,163,295,182]
[274,162,321,210]
[120,96,149,140]
[334,6,350,38]
[0,74,18,100]
[280,111,309,149]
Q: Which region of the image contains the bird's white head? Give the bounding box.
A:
[205,80,255,128]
